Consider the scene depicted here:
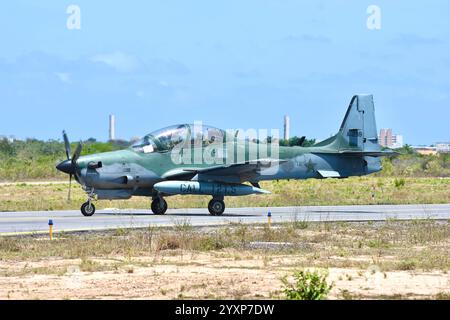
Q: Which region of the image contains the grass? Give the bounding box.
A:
[0,220,448,272]
[0,177,449,212]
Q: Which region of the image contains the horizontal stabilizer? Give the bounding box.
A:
[313,149,397,157]
[338,150,398,157]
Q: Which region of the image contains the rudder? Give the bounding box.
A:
[338,94,380,152]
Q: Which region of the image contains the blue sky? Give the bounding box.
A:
[0,1,449,145]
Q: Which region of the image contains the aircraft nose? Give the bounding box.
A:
[56,160,74,174]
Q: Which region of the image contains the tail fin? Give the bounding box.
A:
[313,95,396,158]
[338,94,380,152]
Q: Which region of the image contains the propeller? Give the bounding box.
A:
[68,172,72,201]
[63,130,71,160]
[56,131,83,201]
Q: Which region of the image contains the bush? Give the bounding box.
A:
[155,234,182,251]
[293,220,309,230]
[394,178,405,188]
[282,270,333,300]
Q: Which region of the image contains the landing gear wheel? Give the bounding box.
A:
[151,198,168,215]
[81,202,96,216]
[208,199,225,216]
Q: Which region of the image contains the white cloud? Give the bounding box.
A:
[90,51,140,72]
[54,72,71,83]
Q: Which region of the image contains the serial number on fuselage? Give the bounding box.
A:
[179,183,237,195]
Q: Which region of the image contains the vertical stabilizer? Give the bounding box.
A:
[338,94,380,152]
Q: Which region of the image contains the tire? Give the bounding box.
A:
[81,202,96,216]
[208,199,225,216]
[151,198,168,215]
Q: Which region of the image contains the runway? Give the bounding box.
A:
[0,204,449,236]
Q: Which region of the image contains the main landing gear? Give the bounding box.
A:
[151,197,168,215]
[149,196,225,216]
[208,197,225,216]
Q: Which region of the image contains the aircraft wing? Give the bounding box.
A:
[162,159,287,183]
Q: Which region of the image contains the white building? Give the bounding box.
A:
[436,142,450,153]
[391,135,404,149]
[379,129,404,148]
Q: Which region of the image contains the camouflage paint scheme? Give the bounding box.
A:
[56,94,393,214]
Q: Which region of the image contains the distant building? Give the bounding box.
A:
[379,129,393,147]
[379,129,403,148]
[413,146,438,156]
[391,135,404,149]
[0,135,15,143]
[109,114,116,141]
[283,115,290,141]
[436,142,450,154]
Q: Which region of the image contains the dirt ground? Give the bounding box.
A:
[1,220,448,300]
[0,251,448,300]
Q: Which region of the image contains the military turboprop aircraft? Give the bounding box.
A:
[56,94,394,216]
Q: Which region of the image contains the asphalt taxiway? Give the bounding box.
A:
[0,204,449,236]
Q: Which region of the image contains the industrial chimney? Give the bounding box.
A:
[283,115,290,141]
[109,114,116,141]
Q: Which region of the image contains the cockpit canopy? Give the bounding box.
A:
[131,124,226,154]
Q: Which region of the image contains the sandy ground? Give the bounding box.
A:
[0,252,448,300]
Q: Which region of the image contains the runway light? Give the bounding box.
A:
[267,211,272,228]
[48,219,53,240]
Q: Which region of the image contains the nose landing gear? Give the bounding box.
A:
[81,201,96,216]
[81,188,96,216]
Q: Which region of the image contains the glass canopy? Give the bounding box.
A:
[131,124,226,154]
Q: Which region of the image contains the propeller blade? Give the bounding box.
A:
[74,168,81,183]
[72,142,82,165]
[68,174,72,201]
[63,130,71,160]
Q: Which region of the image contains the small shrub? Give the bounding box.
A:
[397,260,416,271]
[0,238,21,253]
[194,235,227,251]
[340,289,354,300]
[293,220,309,230]
[394,178,406,188]
[114,228,129,237]
[282,270,333,300]
[79,259,101,272]
[235,223,249,246]
[435,292,450,300]
[156,234,182,251]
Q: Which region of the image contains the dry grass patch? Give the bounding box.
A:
[1,177,450,212]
